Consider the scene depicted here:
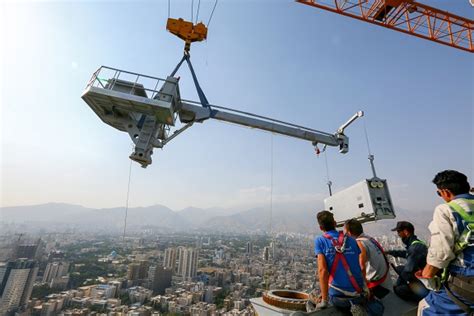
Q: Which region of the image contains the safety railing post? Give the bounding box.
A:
[131,74,140,95]
[109,70,119,91]
[151,79,160,99]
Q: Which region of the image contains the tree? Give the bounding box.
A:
[215,290,229,308]
[119,292,131,306]
[31,284,54,299]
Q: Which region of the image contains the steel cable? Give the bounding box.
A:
[122,156,133,242]
[207,0,219,28]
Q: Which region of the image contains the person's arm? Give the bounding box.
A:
[356,240,368,281]
[421,264,440,278]
[318,254,329,302]
[424,205,456,274]
[401,244,425,281]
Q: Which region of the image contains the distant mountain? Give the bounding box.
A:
[0,203,435,236]
[199,206,318,234]
[0,203,89,223]
[0,203,188,230]
[124,205,190,229]
[177,207,239,226]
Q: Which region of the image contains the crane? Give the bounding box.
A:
[82,15,363,168]
[81,13,396,226]
[80,62,398,225]
[297,0,474,53]
[81,65,362,168]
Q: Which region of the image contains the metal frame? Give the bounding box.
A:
[82,66,363,167]
[297,0,473,53]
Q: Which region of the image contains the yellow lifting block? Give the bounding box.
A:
[166,18,208,52]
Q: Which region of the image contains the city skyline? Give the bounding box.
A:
[0,227,410,315]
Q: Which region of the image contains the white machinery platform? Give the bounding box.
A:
[82,66,363,168]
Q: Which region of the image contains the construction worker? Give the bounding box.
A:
[417,170,474,315]
[386,221,429,302]
[313,210,383,315]
[344,219,392,299]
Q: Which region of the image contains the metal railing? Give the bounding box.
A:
[86,66,176,100]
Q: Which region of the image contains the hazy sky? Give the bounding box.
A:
[1,0,472,214]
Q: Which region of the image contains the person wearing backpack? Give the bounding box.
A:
[313,210,381,315]
[417,170,474,315]
[344,218,392,299]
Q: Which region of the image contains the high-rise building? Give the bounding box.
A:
[15,243,40,260]
[176,246,186,276]
[42,262,69,284]
[163,248,177,273]
[12,238,43,261]
[263,247,270,261]
[127,260,149,286]
[138,260,149,280]
[177,247,199,280]
[127,263,140,282]
[148,266,172,294]
[270,241,277,259]
[0,259,39,315]
[246,241,253,255]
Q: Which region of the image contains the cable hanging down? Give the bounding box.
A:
[363,120,372,156]
[122,157,133,242]
[324,151,333,196]
[269,133,274,236]
[196,0,201,24]
[363,120,378,178]
[207,0,219,28]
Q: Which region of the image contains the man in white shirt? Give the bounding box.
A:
[344,218,392,299]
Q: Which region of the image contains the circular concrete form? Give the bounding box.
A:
[262,290,309,311]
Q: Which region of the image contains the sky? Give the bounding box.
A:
[1,0,473,215]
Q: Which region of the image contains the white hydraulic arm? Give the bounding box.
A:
[179,100,362,150]
[81,66,363,168]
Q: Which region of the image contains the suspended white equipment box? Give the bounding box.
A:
[325,178,396,225]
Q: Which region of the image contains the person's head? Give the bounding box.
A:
[433,170,470,202]
[344,218,363,237]
[391,221,415,240]
[317,210,336,232]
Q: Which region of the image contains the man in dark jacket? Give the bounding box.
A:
[386,221,429,302]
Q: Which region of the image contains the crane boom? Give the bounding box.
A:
[179,101,352,147]
[81,66,363,167]
[297,0,474,53]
